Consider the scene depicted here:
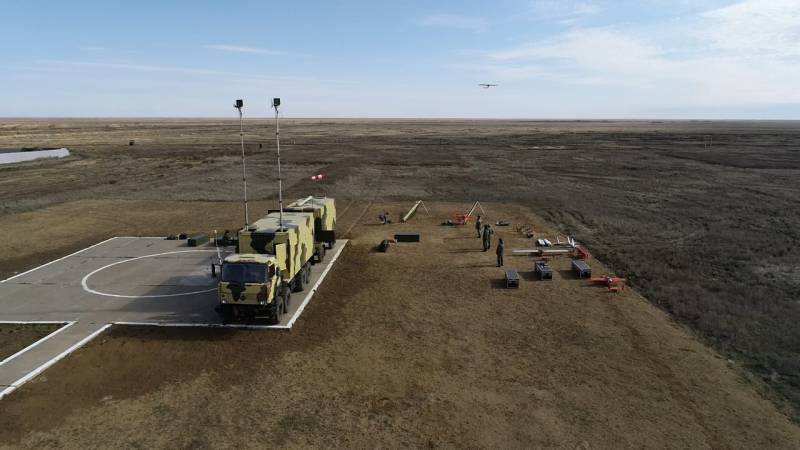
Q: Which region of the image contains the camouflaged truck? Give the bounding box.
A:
[217,197,336,323]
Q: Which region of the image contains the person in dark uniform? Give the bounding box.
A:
[482,224,493,251]
[496,238,504,267]
[475,215,482,238]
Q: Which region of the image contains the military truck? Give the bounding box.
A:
[217,197,336,323]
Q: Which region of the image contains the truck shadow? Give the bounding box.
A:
[520,271,542,282]
[449,249,486,253]
[110,273,226,328]
[558,269,580,280]
[107,324,240,342]
[489,278,508,289]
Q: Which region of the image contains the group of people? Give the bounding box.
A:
[475,215,504,267]
[377,211,504,267]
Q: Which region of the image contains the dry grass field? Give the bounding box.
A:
[1,201,799,448]
[0,324,61,362]
[0,119,799,446]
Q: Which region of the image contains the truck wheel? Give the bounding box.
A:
[219,305,231,324]
[296,276,305,292]
[273,299,283,324]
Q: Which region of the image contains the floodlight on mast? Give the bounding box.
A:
[272,97,284,231]
[234,99,249,228]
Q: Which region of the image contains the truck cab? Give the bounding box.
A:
[218,253,291,322]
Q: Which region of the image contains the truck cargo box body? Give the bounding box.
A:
[284,196,337,245]
[238,211,315,281]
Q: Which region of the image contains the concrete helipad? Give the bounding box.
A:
[0,236,347,399]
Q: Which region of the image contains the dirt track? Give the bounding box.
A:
[0,202,798,447]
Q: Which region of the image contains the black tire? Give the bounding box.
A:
[219,305,230,324]
[292,275,304,293]
[272,283,288,324]
[272,301,282,325]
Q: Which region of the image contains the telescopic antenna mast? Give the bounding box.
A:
[272,97,284,230]
[234,99,249,228]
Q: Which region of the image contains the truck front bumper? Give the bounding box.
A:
[219,303,278,319]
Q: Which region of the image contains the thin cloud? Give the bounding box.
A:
[36,60,315,83]
[415,14,488,32]
[487,28,660,63]
[701,0,800,56]
[79,46,110,52]
[473,0,800,108]
[529,0,600,24]
[204,44,286,55]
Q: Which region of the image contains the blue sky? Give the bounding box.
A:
[1,0,799,118]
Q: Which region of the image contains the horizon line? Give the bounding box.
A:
[2,116,800,122]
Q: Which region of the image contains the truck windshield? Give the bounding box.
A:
[221,264,267,283]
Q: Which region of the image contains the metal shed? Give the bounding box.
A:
[534,260,552,280]
[505,269,520,288]
[571,259,592,278]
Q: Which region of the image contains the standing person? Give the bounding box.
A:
[496,238,504,267]
[475,215,482,238]
[482,224,494,252]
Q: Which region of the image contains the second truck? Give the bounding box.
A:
[217,196,336,323]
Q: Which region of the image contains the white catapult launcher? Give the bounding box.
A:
[453,200,487,225]
[466,200,487,219]
[556,236,577,247]
[401,200,430,223]
[512,236,578,256]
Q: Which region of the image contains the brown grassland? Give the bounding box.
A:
[0,324,61,362]
[0,119,798,447]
